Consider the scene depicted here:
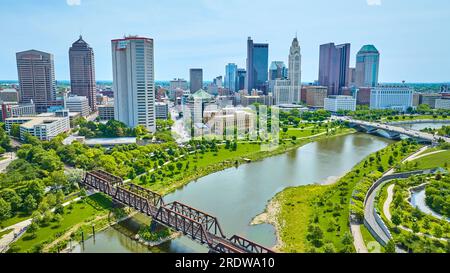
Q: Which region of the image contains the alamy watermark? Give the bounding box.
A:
[175,98,280,151]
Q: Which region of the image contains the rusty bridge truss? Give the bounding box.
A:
[82,171,274,254]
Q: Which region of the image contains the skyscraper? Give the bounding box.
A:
[355,45,380,88]
[245,37,269,93]
[318,43,350,96]
[16,50,57,113]
[237,69,246,91]
[269,61,288,81]
[288,37,302,103]
[190,68,203,93]
[111,36,156,132]
[69,36,97,112]
[225,63,238,92]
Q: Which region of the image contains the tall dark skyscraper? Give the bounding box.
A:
[69,36,97,112]
[318,43,350,96]
[190,68,203,92]
[16,50,57,113]
[245,37,269,93]
[237,68,246,91]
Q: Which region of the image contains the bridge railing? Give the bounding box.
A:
[166,201,226,239]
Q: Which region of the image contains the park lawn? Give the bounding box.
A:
[0,213,31,229]
[11,193,111,253]
[408,150,450,171]
[283,128,327,139]
[360,224,385,253]
[274,184,329,253]
[187,142,261,169]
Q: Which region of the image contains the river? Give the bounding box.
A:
[73,132,397,253]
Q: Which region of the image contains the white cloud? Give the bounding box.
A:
[66,0,81,6]
[367,0,381,6]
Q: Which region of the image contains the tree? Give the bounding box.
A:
[412,222,420,233]
[0,189,22,212]
[323,243,336,253]
[23,194,37,214]
[341,232,353,246]
[391,213,402,226]
[434,225,443,238]
[0,198,12,221]
[176,162,183,171]
[10,124,21,138]
[385,240,396,253]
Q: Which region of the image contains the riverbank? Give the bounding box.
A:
[261,140,420,253]
[151,127,356,195]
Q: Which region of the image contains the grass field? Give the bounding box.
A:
[10,194,111,253]
[0,213,31,229]
[274,185,329,252]
[360,225,385,253]
[401,150,450,172]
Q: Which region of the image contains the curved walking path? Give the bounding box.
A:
[351,224,368,253]
[383,184,448,242]
[404,150,446,162]
[383,184,395,222]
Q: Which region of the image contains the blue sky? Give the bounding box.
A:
[1,0,449,82]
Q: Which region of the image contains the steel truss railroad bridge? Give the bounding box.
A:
[81,170,275,254]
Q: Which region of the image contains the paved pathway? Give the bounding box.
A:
[0,152,17,173]
[0,219,32,253]
[383,184,395,222]
[351,224,368,253]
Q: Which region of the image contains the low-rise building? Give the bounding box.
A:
[419,93,442,108]
[0,89,19,102]
[356,87,371,105]
[370,85,414,111]
[5,114,70,141]
[98,103,115,121]
[324,95,356,112]
[65,95,90,117]
[155,102,169,120]
[435,98,450,110]
[304,86,328,108]
[0,102,36,121]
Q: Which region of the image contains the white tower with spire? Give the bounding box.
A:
[288,36,302,103]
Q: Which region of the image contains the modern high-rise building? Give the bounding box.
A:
[16,50,57,113]
[269,61,288,81]
[318,43,350,96]
[288,37,302,103]
[225,63,238,92]
[348,67,356,87]
[111,36,156,132]
[190,68,203,93]
[355,45,380,88]
[69,36,97,112]
[237,69,246,92]
[274,79,293,105]
[245,37,269,93]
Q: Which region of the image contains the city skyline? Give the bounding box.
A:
[0,0,449,83]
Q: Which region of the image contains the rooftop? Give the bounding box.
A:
[6,116,67,129]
